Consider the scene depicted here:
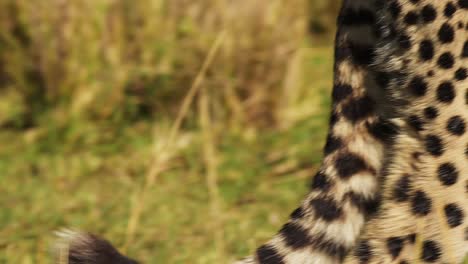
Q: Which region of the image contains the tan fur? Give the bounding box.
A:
[240,0,468,263]
[345,1,468,262]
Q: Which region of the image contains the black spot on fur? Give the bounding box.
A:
[437,163,459,186]
[332,84,353,103]
[329,111,339,126]
[348,43,376,66]
[398,34,411,50]
[425,135,444,156]
[367,118,399,143]
[459,0,468,9]
[407,76,428,96]
[446,115,466,135]
[437,52,455,69]
[309,233,348,260]
[444,2,457,17]
[438,23,455,43]
[386,237,405,259]
[346,192,381,216]
[256,245,285,264]
[404,11,419,25]
[455,68,467,80]
[421,240,441,262]
[423,107,438,119]
[408,115,424,131]
[310,197,343,222]
[389,1,402,18]
[421,5,437,23]
[437,81,456,103]
[444,203,464,228]
[393,174,411,202]
[463,41,468,57]
[354,240,373,263]
[324,134,343,155]
[419,40,434,61]
[279,222,311,249]
[335,153,369,179]
[407,233,417,244]
[290,207,305,219]
[310,172,333,191]
[341,96,375,122]
[411,191,432,216]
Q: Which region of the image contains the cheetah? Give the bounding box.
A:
[53,0,468,263]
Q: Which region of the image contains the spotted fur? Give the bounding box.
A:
[240,0,467,263]
[344,0,468,263]
[52,0,468,263]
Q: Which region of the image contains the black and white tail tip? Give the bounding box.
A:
[53,229,139,264]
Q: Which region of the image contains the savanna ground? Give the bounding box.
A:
[0,1,341,263]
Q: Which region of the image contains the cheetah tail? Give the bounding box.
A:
[53,229,139,264]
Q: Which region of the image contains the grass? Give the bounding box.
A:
[0,55,333,262]
[0,0,337,128]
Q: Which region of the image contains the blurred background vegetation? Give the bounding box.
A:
[0,0,340,263]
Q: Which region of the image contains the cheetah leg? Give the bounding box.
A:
[238,0,402,263]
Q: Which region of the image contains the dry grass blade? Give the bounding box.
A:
[124,30,227,251]
[199,74,224,260]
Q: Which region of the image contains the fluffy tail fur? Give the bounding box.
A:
[53,229,139,264]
